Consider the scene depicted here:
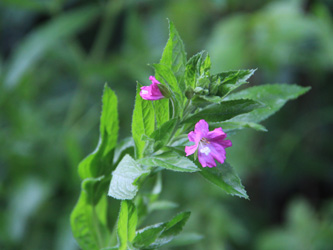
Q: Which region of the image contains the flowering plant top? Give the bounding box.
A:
[71,20,310,250]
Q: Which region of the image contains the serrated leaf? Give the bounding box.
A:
[153,98,170,128]
[133,211,191,249]
[113,137,135,165]
[160,20,186,92]
[79,84,118,179]
[117,201,138,250]
[71,178,110,250]
[108,155,150,200]
[132,83,155,159]
[185,51,211,89]
[4,5,99,89]
[211,121,267,133]
[210,69,256,97]
[226,84,311,123]
[182,99,263,124]
[149,118,178,151]
[138,151,200,173]
[199,161,248,199]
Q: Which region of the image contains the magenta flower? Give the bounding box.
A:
[140,76,165,100]
[185,119,232,168]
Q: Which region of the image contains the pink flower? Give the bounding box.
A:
[140,76,165,100]
[185,119,232,168]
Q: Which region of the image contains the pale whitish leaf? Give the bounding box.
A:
[138,151,200,173]
[4,5,99,89]
[199,161,249,199]
[226,84,311,123]
[79,84,118,179]
[132,83,155,159]
[108,155,150,200]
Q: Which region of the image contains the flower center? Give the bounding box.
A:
[199,137,211,155]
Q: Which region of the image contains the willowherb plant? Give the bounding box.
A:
[70,21,310,250]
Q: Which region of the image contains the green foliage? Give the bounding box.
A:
[133,212,191,249]
[79,85,119,179]
[117,201,138,250]
[70,177,110,250]
[108,154,150,200]
[227,84,311,123]
[182,99,263,124]
[132,84,155,159]
[138,151,200,173]
[199,162,248,199]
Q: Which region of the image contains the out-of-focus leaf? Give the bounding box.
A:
[79,85,118,179]
[165,232,204,247]
[108,155,150,200]
[132,83,155,159]
[133,211,191,249]
[1,0,47,11]
[199,161,249,199]
[226,84,311,123]
[71,177,110,250]
[138,151,200,173]
[182,99,263,124]
[4,5,99,89]
[117,201,138,250]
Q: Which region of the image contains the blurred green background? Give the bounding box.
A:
[1,0,332,249]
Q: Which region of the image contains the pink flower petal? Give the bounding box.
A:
[185,144,198,156]
[140,76,165,100]
[184,119,232,168]
[195,120,209,137]
[207,127,226,141]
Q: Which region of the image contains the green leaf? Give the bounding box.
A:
[117,201,138,250]
[226,84,311,123]
[153,63,183,116]
[185,51,211,89]
[153,98,170,128]
[113,137,135,166]
[79,85,118,179]
[132,83,155,159]
[138,151,200,173]
[108,155,150,200]
[211,121,267,133]
[182,99,263,124]
[4,5,99,89]
[199,161,248,199]
[210,69,256,97]
[149,118,178,151]
[160,20,186,92]
[71,178,110,250]
[133,211,191,249]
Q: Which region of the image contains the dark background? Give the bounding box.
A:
[0,0,332,249]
